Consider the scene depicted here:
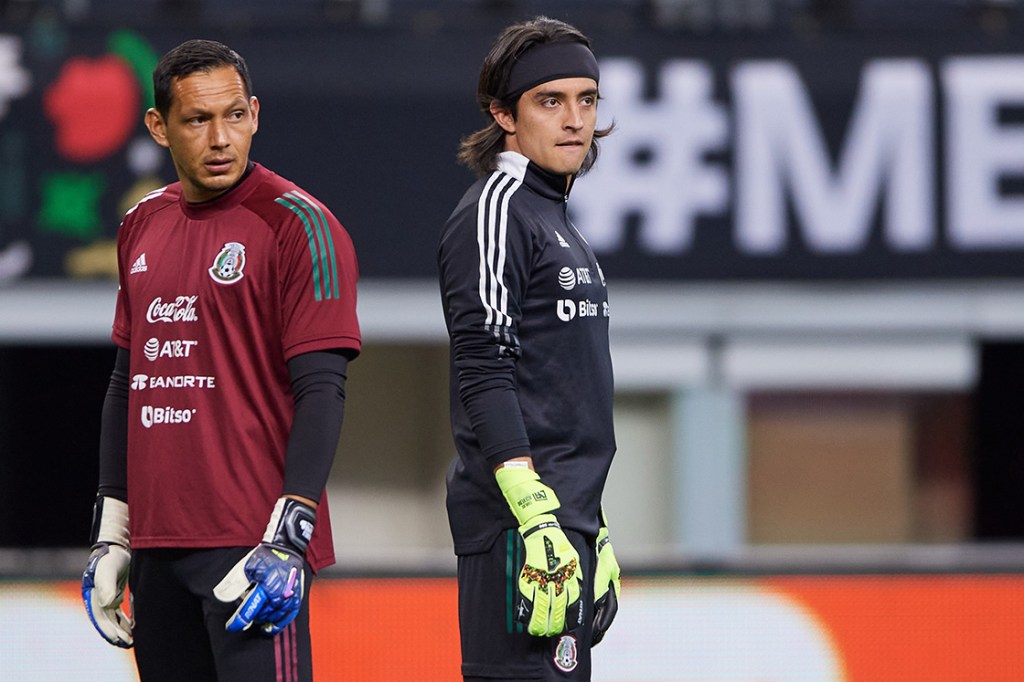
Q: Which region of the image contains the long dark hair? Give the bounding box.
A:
[152,39,253,118]
[457,16,614,178]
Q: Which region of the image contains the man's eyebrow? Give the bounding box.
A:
[531,87,599,99]
[178,97,249,115]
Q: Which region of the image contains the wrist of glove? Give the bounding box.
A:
[496,465,583,637]
[82,496,134,648]
[591,519,621,647]
[213,497,315,635]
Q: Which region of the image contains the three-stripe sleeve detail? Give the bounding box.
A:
[275,190,340,301]
[476,173,521,354]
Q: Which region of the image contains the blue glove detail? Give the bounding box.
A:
[81,497,133,648]
[223,545,305,634]
[82,542,134,647]
[213,497,315,636]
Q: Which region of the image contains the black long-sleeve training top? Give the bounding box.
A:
[437,151,617,554]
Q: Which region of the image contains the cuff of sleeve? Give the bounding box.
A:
[494,466,561,525]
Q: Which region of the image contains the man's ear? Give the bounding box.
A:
[489,101,516,135]
[249,96,260,135]
[144,108,170,149]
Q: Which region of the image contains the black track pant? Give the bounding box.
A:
[130,547,313,682]
[457,528,597,681]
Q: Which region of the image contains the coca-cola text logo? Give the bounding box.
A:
[147,295,199,323]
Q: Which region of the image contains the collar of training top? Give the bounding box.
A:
[496,151,574,201]
[499,40,599,102]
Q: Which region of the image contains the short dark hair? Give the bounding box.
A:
[457,16,614,178]
[152,39,253,118]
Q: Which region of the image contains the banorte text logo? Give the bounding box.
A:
[147,295,199,323]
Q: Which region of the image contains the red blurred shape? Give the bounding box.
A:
[44,55,140,163]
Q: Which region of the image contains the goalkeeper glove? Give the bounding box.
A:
[213,497,315,635]
[495,465,583,637]
[82,496,133,648]
[591,516,621,646]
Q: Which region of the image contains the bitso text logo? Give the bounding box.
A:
[557,299,609,322]
[140,405,196,428]
[557,299,576,322]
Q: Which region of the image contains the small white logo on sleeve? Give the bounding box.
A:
[129,253,148,274]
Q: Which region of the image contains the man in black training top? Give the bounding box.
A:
[437,16,621,681]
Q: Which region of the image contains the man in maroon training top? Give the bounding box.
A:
[81,39,360,682]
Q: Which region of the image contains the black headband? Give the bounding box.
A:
[500,41,600,101]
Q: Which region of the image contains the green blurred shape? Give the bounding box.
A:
[27,10,68,59]
[37,172,105,239]
[108,29,159,110]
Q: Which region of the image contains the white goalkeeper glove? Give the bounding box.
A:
[213,497,315,635]
[496,465,584,637]
[82,496,133,648]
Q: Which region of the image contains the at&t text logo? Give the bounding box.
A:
[557,266,593,291]
[144,337,199,361]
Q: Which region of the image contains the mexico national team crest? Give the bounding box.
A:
[209,242,246,284]
[553,634,578,672]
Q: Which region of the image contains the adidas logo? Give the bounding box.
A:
[130,253,148,274]
[554,231,571,248]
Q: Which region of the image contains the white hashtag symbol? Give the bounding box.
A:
[0,35,31,121]
[571,58,729,254]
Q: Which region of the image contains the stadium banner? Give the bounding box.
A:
[1,23,1023,282]
[3,575,1024,680]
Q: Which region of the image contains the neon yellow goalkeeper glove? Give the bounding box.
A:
[495,465,583,637]
[591,517,621,646]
